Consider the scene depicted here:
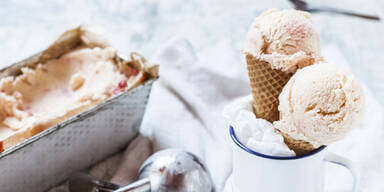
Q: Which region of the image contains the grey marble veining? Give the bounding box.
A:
[0,0,383,104]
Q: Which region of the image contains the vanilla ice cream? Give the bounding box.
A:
[0,47,142,150]
[244,9,322,73]
[224,96,295,156]
[274,63,364,147]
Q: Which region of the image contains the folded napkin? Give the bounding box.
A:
[50,38,384,192]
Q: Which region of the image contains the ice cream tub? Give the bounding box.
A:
[0,26,158,192]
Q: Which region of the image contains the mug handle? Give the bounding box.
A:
[324,152,359,192]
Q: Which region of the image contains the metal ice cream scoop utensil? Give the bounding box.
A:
[115,149,213,192]
[289,0,380,21]
[69,149,213,192]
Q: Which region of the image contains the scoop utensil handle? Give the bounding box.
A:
[112,178,150,192]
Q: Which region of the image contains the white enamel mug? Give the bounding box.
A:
[230,126,358,192]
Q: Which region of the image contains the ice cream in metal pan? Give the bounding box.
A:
[0,26,158,192]
[0,27,157,152]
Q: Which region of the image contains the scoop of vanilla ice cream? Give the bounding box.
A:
[244,9,321,72]
[274,63,364,147]
[224,95,295,156]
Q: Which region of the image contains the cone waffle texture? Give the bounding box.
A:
[246,54,292,122]
[280,132,316,156]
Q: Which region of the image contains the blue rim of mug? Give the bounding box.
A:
[230,126,326,160]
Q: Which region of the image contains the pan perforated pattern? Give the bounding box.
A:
[0,80,155,192]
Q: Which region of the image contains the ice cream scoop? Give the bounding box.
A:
[69,149,213,192]
[244,9,321,73]
[274,63,364,148]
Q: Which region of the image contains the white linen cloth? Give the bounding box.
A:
[142,38,384,192]
[223,95,296,157]
[49,38,384,192]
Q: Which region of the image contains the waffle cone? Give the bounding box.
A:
[280,132,316,156]
[246,54,292,122]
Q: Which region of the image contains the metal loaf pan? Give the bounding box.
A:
[0,26,158,192]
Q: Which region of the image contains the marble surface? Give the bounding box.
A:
[0,0,384,104]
